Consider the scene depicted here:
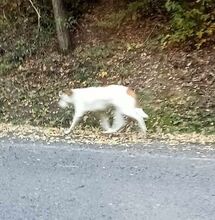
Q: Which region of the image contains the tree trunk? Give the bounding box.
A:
[51,0,70,52]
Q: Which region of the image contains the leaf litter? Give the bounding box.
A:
[0,123,214,150]
[1,2,215,139]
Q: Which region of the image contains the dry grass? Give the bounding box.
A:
[1,123,214,146]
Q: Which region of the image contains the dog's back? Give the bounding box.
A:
[73,85,128,102]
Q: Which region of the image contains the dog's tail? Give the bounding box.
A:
[136,108,149,119]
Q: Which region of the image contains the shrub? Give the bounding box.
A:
[127,0,165,19]
[164,0,215,48]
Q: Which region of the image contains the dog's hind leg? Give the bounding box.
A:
[121,108,147,134]
[102,110,125,133]
[111,110,125,132]
[100,114,111,131]
[135,108,149,119]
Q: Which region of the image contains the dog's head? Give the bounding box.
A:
[58,89,74,109]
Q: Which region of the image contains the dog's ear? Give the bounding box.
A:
[64,89,73,96]
[59,91,63,96]
[68,89,73,96]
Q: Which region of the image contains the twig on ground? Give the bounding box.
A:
[143,24,157,45]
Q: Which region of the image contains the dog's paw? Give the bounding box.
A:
[141,130,147,137]
[102,129,116,134]
[64,129,71,135]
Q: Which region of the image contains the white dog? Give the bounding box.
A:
[58,85,148,134]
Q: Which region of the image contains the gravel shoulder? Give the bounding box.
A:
[0,123,215,159]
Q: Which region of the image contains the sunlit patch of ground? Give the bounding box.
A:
[1,123,214,147]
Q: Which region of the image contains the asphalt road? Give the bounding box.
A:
[0,138,215,220]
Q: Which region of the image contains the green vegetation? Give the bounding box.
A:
[165,0,215,48]
[0,0,214,134]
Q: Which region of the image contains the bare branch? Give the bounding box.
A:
[28,0,41,35]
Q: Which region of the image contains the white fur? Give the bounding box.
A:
[58,85,148,134]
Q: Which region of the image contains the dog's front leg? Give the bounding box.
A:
[64,111,84,135]
[111,110,125,132]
